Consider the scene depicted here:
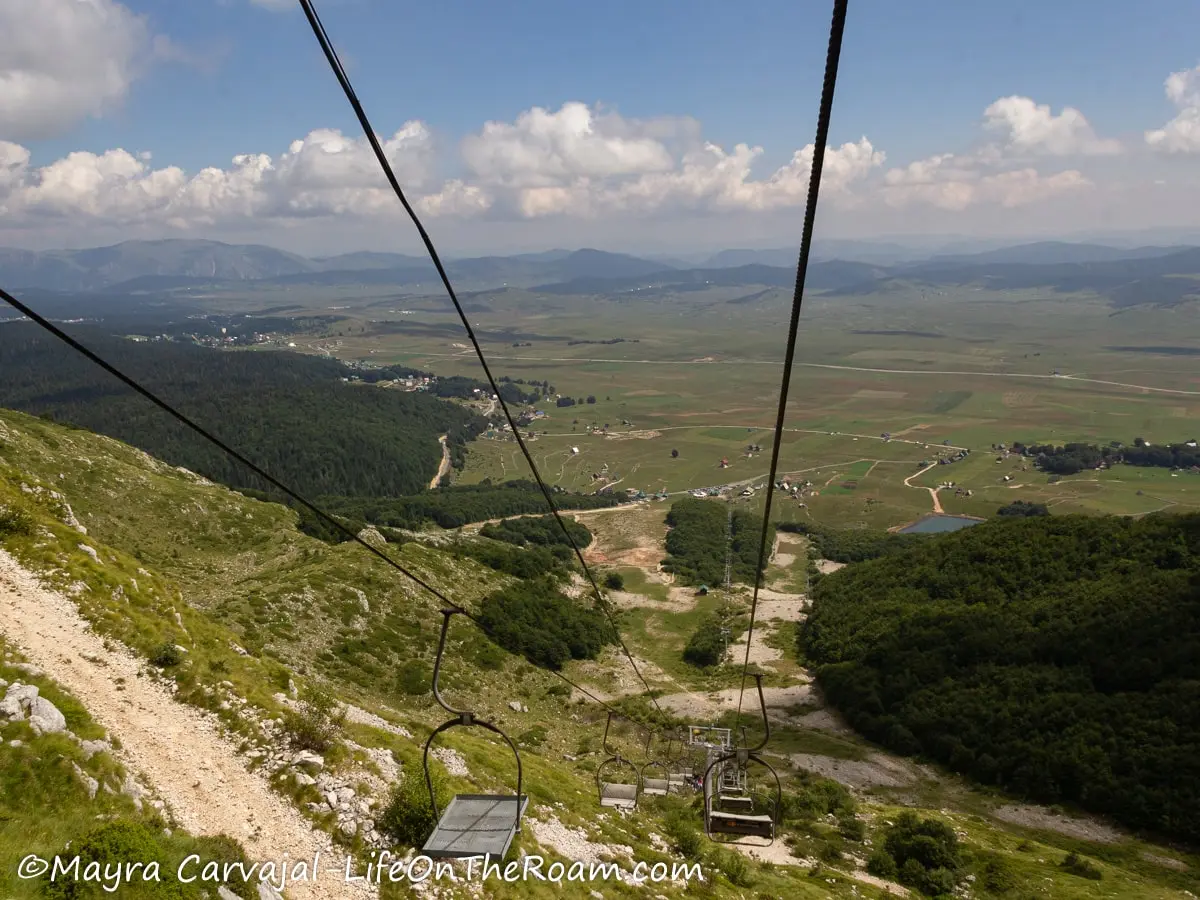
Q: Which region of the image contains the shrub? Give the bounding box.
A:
[42,821,176,899]
[192,834,255,899]
[0,501,35,538]
[603,571,625,591]
[378,770,450,849]
[519,725,548,748]
[473,641,506,671]
[975,850,1017,893]
[663,811,705,862]
[866,849,898,879]
[281,687,346,753]
[683,617,726,668]
[396,659,430,695]
[150,643,183,668]
[838,815,866,842]
[1060,851,1102,880]
[714,848,753,887]
[880,811,962,896]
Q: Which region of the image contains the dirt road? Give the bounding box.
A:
[0,550,373,900]
[904,461,943,513]
[429,434,451,489]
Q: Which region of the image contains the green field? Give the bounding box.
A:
[204,280,1200,530]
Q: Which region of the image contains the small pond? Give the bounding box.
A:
[900,514,983,534]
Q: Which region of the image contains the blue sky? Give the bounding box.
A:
[4,0,1200,253]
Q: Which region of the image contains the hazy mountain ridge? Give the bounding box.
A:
[0,241,673,293]
[2,238,1199,308]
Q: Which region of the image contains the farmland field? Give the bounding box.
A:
[220,280,1200,530]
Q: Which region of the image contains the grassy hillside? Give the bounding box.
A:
[2,407,1199,899]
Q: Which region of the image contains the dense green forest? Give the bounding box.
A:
[479,514,592,551]
[0,323,485,497]
[1012,437,1200,474]
[478,577,616,670]
[323,479,623,529]
[777,521,927,562]
[662,497,773,586]
[800,512,1200,842]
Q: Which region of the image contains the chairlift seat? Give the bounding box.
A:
[708,810,775,840]
[423,794,530,859]
[599,781,638,809]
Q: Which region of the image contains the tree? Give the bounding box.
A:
[683,618,726,667]
[671,449,679,459]
[586,395,596,404]
[603,571,625,591]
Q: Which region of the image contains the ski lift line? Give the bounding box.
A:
[0,286,626,720]
[296,0,669,728]
[735,0,850,739]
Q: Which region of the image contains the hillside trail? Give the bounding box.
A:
[429,434,451,489]
[0,550,374,900]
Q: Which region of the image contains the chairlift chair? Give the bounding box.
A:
[596,713,640,809]
[421,609,528,859]
[639,731,679,797]
[702,674,782,846]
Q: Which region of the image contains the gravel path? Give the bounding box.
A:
[0,550,374,900]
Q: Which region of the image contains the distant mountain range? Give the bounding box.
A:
[1,238,1199,308]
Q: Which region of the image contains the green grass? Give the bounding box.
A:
[614,566,669,602]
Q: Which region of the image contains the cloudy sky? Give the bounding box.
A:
[3,0,1200,256]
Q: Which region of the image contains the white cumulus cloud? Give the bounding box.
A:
[458,102,884,218]
[0,0,159,140]
[983,96,1122,157]
[1145,64,1200,152]
[883,153,1090,210]
[0,124,439,228]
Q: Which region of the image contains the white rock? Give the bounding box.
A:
[77,544,101,564]
[257,883,284,900]
[218,887,241,900]
[293,750,324,771]
[80,739,112,760]
[29,696,67,734]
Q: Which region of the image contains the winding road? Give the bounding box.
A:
[904,461,944,513]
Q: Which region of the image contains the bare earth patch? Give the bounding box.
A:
[658,683,815,723]
[991,804,1122,843]
[1140,852,1189,872]
[788,752,922,791]
[816,559,846,575]
[796,708,856,735]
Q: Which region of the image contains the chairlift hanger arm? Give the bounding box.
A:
[424,606,525,840]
